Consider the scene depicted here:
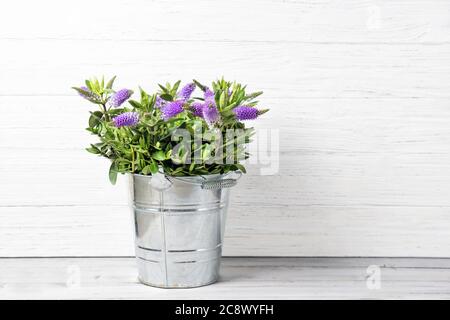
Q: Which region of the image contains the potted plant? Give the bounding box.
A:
[72,77,269,288]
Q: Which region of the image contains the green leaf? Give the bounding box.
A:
[106,76,116,89]
[193,79,207,91]
[128,99,142,109]
[92,77,101,92]
[219,91,226,109]
[142,165,152,175]
[246,101,258,107]
[148,94,156,109]
[257,108,269,116]
[244,91,263,100]
[172,80,181,93]
[72,87,101,104]
[139,87,149,102]
[88,111,103,128]
[152,150,166,161]
[85,80,93,92]
[202,144,212,161]
[72,86,89,95]
[159,93,173,101]
[149,161,159,174]
[172,167,184,175]
[234,163,246,173]
[158,84,169,93]
[86,145,100,154]
[222,101,238,112]
[109,161,118,185]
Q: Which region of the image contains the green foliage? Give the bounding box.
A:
[73,76,268,184]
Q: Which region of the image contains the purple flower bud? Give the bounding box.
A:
[178,82,196,101]
[155,95,166,108]
[78,86,99,101]
[79,86,90,97]
[161,100,184,120]
[112,112,139,128]
[190,102,204,118]
[109,89,133,107]
[204,88,215,101]
[202,100,220,125]
[233,106,259,121]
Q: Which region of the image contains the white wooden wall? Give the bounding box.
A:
[1,0,450,257]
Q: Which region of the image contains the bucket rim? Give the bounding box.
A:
[132,171,240,180]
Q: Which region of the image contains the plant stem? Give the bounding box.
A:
[101,103,110,121]
[131,146,135,173]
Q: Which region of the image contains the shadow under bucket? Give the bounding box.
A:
[129,172,240,288]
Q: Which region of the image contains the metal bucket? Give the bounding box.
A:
[129,171,240,288]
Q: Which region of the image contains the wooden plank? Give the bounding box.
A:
[1,257,450,299]
[1,41,450,98]
[3,96,450,152]
[2,150,450,207]
[1,0,450,43]
[1,97,450,207]
[1,205,450,257]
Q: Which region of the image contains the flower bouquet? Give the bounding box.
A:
[73,76,268,288]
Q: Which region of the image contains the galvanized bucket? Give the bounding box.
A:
[129,171,240,288]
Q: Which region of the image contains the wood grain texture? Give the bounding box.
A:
[1,40,450,98]
[2,205,450,257]
[1,257,450,299]
[1,0,450,43]
[1,0,450,258]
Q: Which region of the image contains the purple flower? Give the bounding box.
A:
[204,88,215,101]
[202,100,220,125]
[178,82,196,101]
[155,95,167,108]
[190,102,204,118]
[112,112,139,128]
[233,106,259,121]
[161,100,184,120]
[109,89,133,107]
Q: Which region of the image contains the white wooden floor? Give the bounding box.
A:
[1,257,449,299]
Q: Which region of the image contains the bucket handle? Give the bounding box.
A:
[166,171,242,190]
[201,178,238,190]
